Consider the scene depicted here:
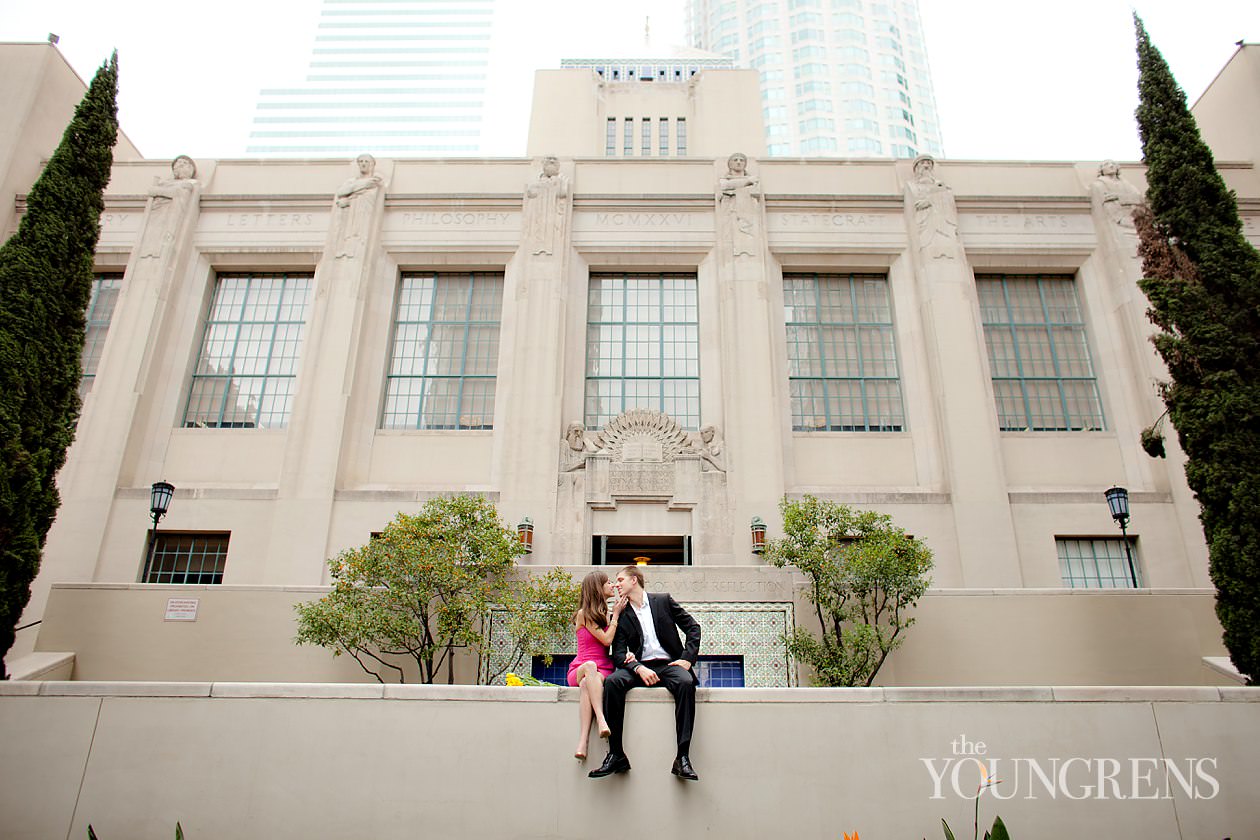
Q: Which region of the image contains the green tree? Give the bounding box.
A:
[0,54,119,678]
[764,495,932,686]
[295,495,576,684]
[1133,17,1260,683]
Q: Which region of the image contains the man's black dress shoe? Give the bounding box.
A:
[671,755,699,781]
[588,753,631,778]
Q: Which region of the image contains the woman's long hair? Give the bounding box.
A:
[574,571,610,629]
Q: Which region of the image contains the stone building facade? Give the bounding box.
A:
[8,47,1260,687]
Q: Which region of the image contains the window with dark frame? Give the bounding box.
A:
[977,274,1106,432]
[80,273,123,397]
[183,273,313,429]
[784,272,904,431]
[142,531,229,584]
[381,271,503,430]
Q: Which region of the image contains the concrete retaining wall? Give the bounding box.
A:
[25,581,1231,686]
[1,682,1257,839]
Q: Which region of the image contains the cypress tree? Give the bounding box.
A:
[0,53,119,677]
[1133,17,1260,684]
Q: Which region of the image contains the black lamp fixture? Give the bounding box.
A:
[1103,486,1139,588]
[144,480,175,579]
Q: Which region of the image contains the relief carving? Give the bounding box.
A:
[717,152,761,257]
[1090,160,1145,232]
[332,153,384,260]
[905,154,959,260]
[523,155,570,256]
[689,424,726,472]
[138,155,200,261]
[560,421,603,472]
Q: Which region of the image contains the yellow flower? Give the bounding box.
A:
[505,673,524,686]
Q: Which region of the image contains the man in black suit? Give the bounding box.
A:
[588,564,702,782]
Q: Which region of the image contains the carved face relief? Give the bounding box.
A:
[701,425,715,444]
[356,154,375,176]
[913,156,935,182]
[727,153,748,175]
[1099,160,1121,178]
[171,155,196,180]
[542,156,560,177]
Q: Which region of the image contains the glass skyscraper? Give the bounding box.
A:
[686,0,944,157]
[246,0,497,156]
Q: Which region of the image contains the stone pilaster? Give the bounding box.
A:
[33,158,205,620]
[266,156,390,583]
[711,153,782,565]
[904,157,1021,586]
[491,156,575,562]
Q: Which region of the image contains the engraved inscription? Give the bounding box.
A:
[226,213,314,228]
[968,214,1072,230]
[595,212,687,227]
[774,213,885,229]
[101,213,132,227]
[400,212,512,226]
[609,463,674,495]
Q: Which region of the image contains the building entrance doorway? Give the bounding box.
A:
[592,534,691,566]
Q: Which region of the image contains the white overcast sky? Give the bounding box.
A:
[0,0,1257,162]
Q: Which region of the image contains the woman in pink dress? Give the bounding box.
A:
[568,571,626,761]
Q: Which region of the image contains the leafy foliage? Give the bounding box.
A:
[764,495,932,686]
[295,495,575,684]
[483,567,579,685]
[0,54,119,677]
[1133,16,1260,683]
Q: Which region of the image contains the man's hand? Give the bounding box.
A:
[668,659,692,671]
[636,665,660,686]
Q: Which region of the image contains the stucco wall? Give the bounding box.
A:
[0,682,1256,840]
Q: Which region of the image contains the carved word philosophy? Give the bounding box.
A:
[400,212,512,226]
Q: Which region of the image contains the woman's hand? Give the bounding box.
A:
[611,595,628,616]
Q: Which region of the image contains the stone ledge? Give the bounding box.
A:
[883,686,1055,702]
[37,681,212,697]
[4,651,74,681]
[1218,687,1260,702]
[209,682,386,699]
[1050,686,1223,702]
[2,682,1249,702]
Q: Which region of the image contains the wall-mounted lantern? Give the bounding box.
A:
[1103,486,1139,588]
[145,480,176,577]
[633,556,651,566]
[751,516,767,555]
[517,516,534,554]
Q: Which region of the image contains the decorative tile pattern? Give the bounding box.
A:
[483,601,796,687]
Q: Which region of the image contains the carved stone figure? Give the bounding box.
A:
[561,421,602,471]
[332,153,384,259]
[523,155,570,256]
[1090,160,1145,231]
[689,424,726,472]
[138,155,199,260]
[906,155,959,260]
[717,152,761,257]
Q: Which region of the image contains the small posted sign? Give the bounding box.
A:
[164,598,199,622]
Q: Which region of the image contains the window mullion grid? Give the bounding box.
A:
[999,276,1033,431]
[1036,275,1074,430]
[813,273,833,430]
[216,276,253,428]
[849,274,873,431]
[455,272,475,429]
[657,275,666,417]
[254,274,289,429]
[416,276,437,429]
